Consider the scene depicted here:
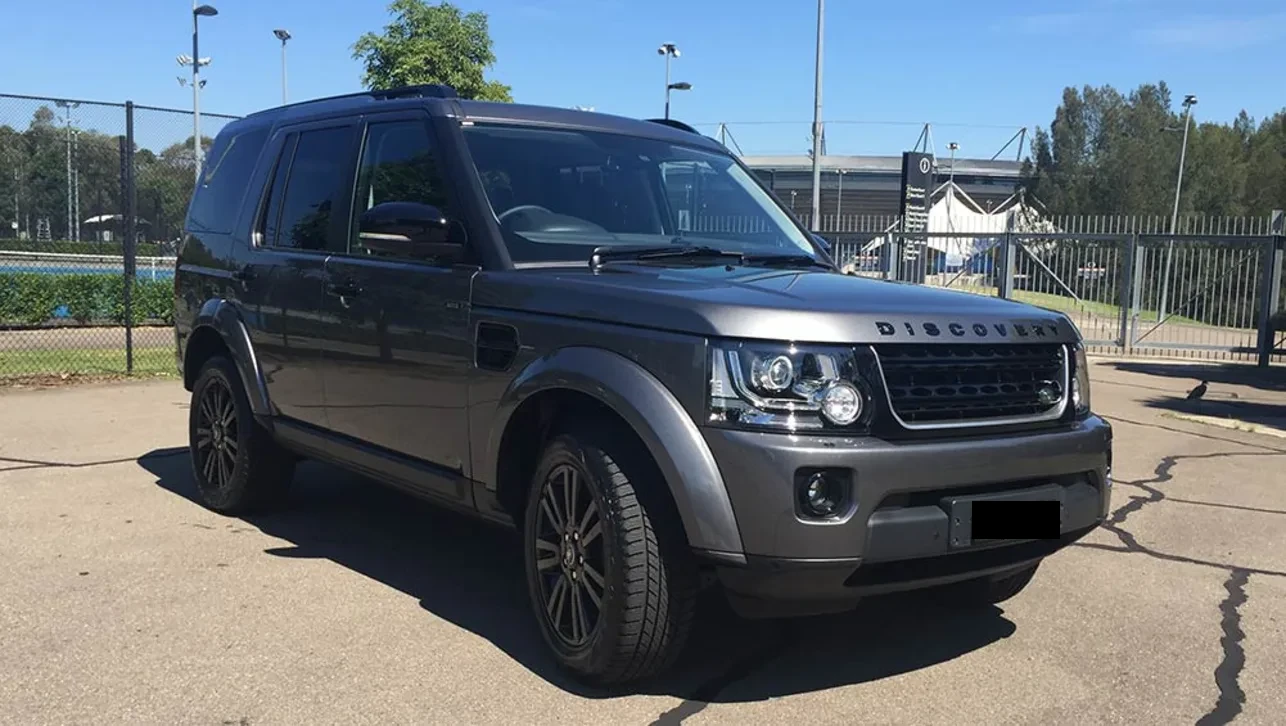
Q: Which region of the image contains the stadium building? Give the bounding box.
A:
[741,154,1024,219]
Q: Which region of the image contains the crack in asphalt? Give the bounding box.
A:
[0,450,185,473]
[1075,426,1280,726]
[649,626,794,725]
[1196,568,1250,726]
[1076,541,1286,578]
[1101,415,1286,453]
[1086,448,1286,578]
[1167,498,1286,517]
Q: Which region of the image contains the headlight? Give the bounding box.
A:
[708,341,875,432]
[1072,343,1091,416]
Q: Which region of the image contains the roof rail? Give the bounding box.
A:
[369,84,458,100]
[644,118,700,134]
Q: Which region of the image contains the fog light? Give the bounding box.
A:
[801,471,843,517]
[819,381,862,425]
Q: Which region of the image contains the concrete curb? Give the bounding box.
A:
[1160,411,1286,440]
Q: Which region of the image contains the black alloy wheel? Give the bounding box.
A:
[522,425,697,685]
[194,376,239,494]
[187,355,294,514]
[533,463,606,647]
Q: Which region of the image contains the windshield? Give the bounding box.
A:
[461,123,817,264]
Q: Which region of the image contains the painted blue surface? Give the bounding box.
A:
[0,263,175,280]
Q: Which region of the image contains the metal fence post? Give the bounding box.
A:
[1128,233,1144,352]
[997,219,1015,300]
[883,217,901,281]
[123,101,136,374]
[1117,233,1137,350]
[1257,210,1284,367]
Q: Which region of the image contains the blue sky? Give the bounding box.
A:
[2,0,1283,158]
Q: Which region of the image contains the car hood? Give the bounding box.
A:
[472,263,1081,344]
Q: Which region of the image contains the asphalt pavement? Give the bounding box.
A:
[1,360,1284,725]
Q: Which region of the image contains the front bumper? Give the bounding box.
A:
[699,416,1112,615]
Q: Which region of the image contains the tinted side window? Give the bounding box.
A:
[350,120,452,256]
[187,126,269,233]
[258,133,297,247]
[272,126,354,252]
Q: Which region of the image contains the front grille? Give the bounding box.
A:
[873,343,1068,428]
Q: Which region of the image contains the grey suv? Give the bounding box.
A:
[174,84,1112,685]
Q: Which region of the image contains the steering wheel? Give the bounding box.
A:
[497,204,553,223]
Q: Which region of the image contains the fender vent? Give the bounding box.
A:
[475,322,519,371]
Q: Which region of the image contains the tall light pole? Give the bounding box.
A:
[947,141,958,212]
[657,43,680,119]
[191,3,218,184]
[1159,93,1197,323]
[274,29,291,104]
[809,0,825,232]
[666,81,692,119]
[54,100,78,241]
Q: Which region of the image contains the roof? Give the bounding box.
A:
[219,85,724,151]
[740,154,1023,178]
[455,100,725,151]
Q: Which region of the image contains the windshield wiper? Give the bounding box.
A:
[590,244,745,269]
[741,253,834,270]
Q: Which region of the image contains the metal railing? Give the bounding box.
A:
[815,211,1285,366]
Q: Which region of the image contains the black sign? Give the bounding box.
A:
[899,151,933,233]
[898,151,934,282]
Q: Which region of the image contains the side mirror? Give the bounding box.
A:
[811,232,840,271]
[358,201,466,262]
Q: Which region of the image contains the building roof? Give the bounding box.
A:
[739,154,1023,178]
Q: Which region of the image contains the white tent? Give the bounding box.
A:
[862,182,1059,270]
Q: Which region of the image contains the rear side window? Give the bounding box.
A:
[258,134,298,248]
[269,126,354,252]
[187,126,269,233]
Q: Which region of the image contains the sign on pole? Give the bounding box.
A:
[898,151,934,282]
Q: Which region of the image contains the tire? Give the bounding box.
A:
[188,355,295,514]
[954,562,1041,607]
[522,423,696,685]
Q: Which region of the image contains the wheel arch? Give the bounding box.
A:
[183,299,271,417]
[485,346,744,559]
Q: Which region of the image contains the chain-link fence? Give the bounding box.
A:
[1,93,1282,379]
[0,93,237,381]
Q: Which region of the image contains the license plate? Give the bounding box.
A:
[945,485,1064,548]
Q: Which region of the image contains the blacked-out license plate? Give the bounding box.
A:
[947,486,1063,548]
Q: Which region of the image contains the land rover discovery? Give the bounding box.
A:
[173,84,1112,685]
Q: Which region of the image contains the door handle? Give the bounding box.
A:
[327,280,363,297]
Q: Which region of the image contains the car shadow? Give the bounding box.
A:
[1109,360,1286,393]
[139,447,1017,703]
[1142,396,1286,429]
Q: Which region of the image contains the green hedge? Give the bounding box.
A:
[0,239,169,257]
[0,273,173,326]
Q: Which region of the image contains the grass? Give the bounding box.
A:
[0,347,176,381]
[953,284,1206,327]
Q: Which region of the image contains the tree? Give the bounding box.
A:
[1021,82,1286,219]
[352,0,512,101]
[1243,112,1286,217]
